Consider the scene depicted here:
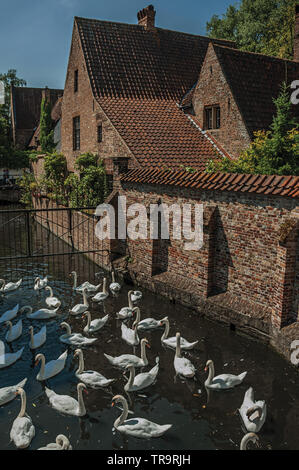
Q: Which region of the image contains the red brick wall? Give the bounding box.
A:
[61,23,133,173]
[116,180,298,330]
[192,43,251,158]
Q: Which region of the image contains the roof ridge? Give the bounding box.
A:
[213,43,298,65]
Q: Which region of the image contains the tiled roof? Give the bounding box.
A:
[75,16,236,169]
[11,87,63,130]
[99,97,224,171]
[213,45,299,137]
[75,17,235,101]
[121,168,299,198]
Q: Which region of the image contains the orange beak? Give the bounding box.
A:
[83,389,88,395]
[111,402,115,407]
[204,366,207,372]
[146,343,151,349]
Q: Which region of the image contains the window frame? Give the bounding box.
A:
[73,116,80,151]
[74,69,78,93]
[204,105,221,130]
[97,124,102,143]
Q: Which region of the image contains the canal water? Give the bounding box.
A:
[0,204,299,450]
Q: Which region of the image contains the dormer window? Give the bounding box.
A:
[204,105,220,130]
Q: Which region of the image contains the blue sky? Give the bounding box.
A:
[0,0,233,89]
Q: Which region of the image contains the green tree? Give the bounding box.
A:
[0,69,26,125]
[39,97,55,153]
[207,0,295,59]
[207,83,299,175]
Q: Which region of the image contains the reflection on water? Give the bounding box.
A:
[0,205,299,450]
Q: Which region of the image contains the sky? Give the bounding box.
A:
[0,0,233,89]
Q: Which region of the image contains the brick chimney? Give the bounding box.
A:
[137,5,156,31]
[295,3,299,61]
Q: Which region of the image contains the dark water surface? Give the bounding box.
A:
[0,205,299,450]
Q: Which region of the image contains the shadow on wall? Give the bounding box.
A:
[210,206,233,296]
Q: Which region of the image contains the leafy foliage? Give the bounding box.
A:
[75,152,98,172]
[207,83,299,175]
[0,69,26,125]
[206,0,296,59]
[40,97,55,153]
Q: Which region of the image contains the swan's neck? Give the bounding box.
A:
[57,436,69,450]
[112,272,115,283]
[135,308,141,323]
[102,278,107,295]
[29,328,34,346]
[0,279,5,291]
[240,434,255,450]
[175,336,181,358]
[132,321,139,340]
[38,355,45,377]
[126,367,135,390]
[128,292,133,309]
[64,323,72,335]
[83,290,88,306]
[7,322,12,333]
[140,341,147,363]
[47,287,53,297]
[206,362,215,385]
[77,386,86,415]
[76,351,85,374]
[73,272,77,289]
[161,320,170,340]
[18,389,27,418]
[114,397,129,428]
[85,312,91,329]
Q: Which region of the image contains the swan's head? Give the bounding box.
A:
[141,338,150,348]
[78,383,88,394]
[204,360,213,372]
[159,316,168,325]
[111,394,125,407]
[34,353,43,366]
[69,272,76,277]
[60,322,69,330]
[15,387,23,396]
[28,326,33,332]
[123,364,134,375]
[4,321,11,328]
[246,406,262,421]
[74,349,82,358]
[242,432,259,448]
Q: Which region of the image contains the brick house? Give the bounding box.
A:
[10,86,63,150]
[60,4,299,170]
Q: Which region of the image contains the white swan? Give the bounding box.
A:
[0,278,22,293]
[69,288,89,315]
[29,325,47,349]
[109,271,121,293]
[135,308,163,331]
[25,304,61,320]
[35,350,68,381]
[38,434,72,450]
[204,360,247,390]
[70,271,101,293]
[124,359,159,392]
[37,434,73,450]
[131,290,142,303]
[59,322,97,346]
[240,432,259,450]
[74,349,115,388]
[45,383,87,416]
[160,317,198,350]
[0,346,24,369]
[239,387,266,433]
[174,333,195,378]
[82,311,109,333]
[10,387,35,449]
[34,276,48,291]
[0,304,19,323]
[112,395,172,438]
[5,319,22,343]
[45,286,61,308]
[104,338,150,369]
[116,291,135,319]
[121,311,140,346]
[91,278,109,302]
[0,378,27,406]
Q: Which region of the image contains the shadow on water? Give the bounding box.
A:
[0,204,298,450]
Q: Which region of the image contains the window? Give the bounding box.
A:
[97,124,102,143]
[204,105,220,130]
[74,70,78,92]
[73,116,80,150]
